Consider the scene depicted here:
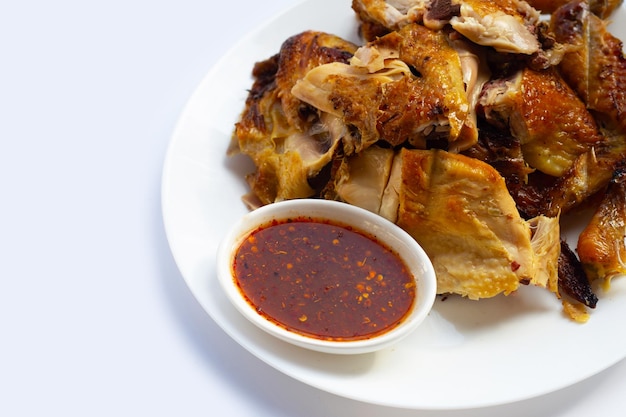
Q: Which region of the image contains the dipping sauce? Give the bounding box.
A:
[232,217,416,341]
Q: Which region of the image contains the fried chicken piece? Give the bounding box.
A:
[552,0,626,133]
[394,148,536,299]
[462,120,535,207]
[351,0,411,40]
[479,66,605,177]
[233,32,358,205]
[578,168,626,286]
[291,24,479,153]
[351,0,456,40]
[517,5,626,216]
[528,0,622,18]
[273,32,358,132]
[519,128,626,218]
[321,145,395,214]
[352,0,542,54]
[451,0,541,54]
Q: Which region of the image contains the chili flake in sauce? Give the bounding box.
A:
[233,217,416,341]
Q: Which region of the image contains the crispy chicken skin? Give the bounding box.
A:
[451,0,541,54]
[234,31,358,205]
[528,0,622,17]
[552,0,626,133]
[352,0,542,54]
[395,149,535,299]
[515,143,623,218]
[480,66,605,177]
[291,24,478,153]
[578,169,626,285]
[275,32,359,132]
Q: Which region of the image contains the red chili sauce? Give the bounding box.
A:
[232,217,416,341]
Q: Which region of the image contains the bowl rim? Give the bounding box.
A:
[216,199,437,355]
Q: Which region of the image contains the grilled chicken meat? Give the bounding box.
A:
[292,24,480,152]
[233,31,357,204]
[479,66,605,177]
[530,2,626,218]
[394,149,537,299]
[578,169,626,285]
[449,0,541,54]
[513,138,626,218]
[352,0,542,54]
[552,0,626,133]
[528,0,622,18]
[322,145,396,215]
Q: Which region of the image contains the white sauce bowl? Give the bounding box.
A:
[216,199,437,354]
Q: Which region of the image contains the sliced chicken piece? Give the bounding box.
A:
[351,0,448,40]
[352,0,542,54]
[380,151,403,222]
[578,168,626,286]
[274,31,358,132]
[519,139,624,218]
[450,0,541,54]
[394,148,535,299]
[324,146,395,214]
[351,0,397,40]
[479,66,604,177]
[292,24,478,153]
[233,31,358,204]
[552,0,626,133]
[528,0,622,18]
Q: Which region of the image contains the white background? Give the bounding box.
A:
[1,0,625,416]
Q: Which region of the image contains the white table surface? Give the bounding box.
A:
[2,0,625,415]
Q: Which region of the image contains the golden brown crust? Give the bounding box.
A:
[234,31,358,204]
[275,31,358,131]
[291,24,477,153]
[578,170,626,284]
[552,0,626,132]
[516,68,604,177]
[530,0,622,17]
[396,149,533,299]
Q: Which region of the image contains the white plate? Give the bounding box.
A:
[162,0,626,410]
